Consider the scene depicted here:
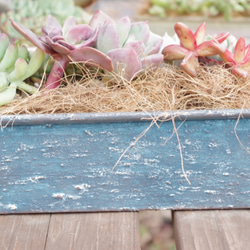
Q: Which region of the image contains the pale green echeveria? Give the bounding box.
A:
[89,10,164,80]
[0,32,44,106]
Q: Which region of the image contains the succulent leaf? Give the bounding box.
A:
[62,16,76,38]
[0,82,17,106]
[55,40,76,51]
[214,32,230,44]
[116,16,131,47]
[161,32,180,48]
[8,58,28,82]
[96,22,120,54]
[23,48,45,79]
[66,24,95,46]
[174,22,196,51]
[194,22,206,45]
[0,43,18,71]
[51,35,64,43]
[0,33,10,60]
[244,45,250,60]
[219,34,238,54]
[234,37,245,64]
[44,57,68,90]
[18,45,29,60]
[129,22,150,45]
[69,47,113,71]
[0,72,8,91]
[10,18,54,54]
[124,41,145,57]
[162,45,189,60]
[44,15,62,36]
[89,10,113,30]
[196,40,225,57]
[107,48,142,80]
[145,32,163,55]
[220,50,235,64]
[16,81,38,94]
[45,36,72,55]
[237,60,250,73]
[181,52,198,77]
[141,54,164,69]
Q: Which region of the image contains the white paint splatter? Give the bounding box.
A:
[208,142,218,148]
[66,195,81,200]
[4,204,17,210]
[205,190,218,194]
[52,193,65,199]
[74,183,91,194]
[52,193,82,201]
[28,176,45,183]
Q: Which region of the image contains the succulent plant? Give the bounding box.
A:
[10,15,113,89]
[0,0,91,40]
[162,22,229,76]
[149,0,250,20]
[89,10,164,80]
[201,0,250,20]
[220,37,250,78]
[205,34,238,63]
[0,32,44,106]
[161,32,179,49]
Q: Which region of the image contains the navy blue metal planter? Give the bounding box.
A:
[0,109,249,213]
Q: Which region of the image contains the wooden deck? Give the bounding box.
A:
[174,210,250,250]
[0,212,140,250]
[1,210,250,249]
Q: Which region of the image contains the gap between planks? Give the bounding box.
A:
[0,212,140,250]
[174,210,250,250]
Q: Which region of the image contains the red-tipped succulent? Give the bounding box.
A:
[10,15,113,89]
[220,37,250,78]
[162,22,229,76]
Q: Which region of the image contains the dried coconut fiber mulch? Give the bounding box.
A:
[0,64,250,115]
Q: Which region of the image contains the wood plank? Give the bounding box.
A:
[174,210,250,250]
[45,212,140,250]
[0,214,50,250]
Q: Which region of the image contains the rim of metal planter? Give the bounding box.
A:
[1,109,250,126]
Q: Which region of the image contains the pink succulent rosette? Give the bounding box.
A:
[10,15,113,89]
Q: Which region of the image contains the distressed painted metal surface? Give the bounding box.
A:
[0,109,249,213]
